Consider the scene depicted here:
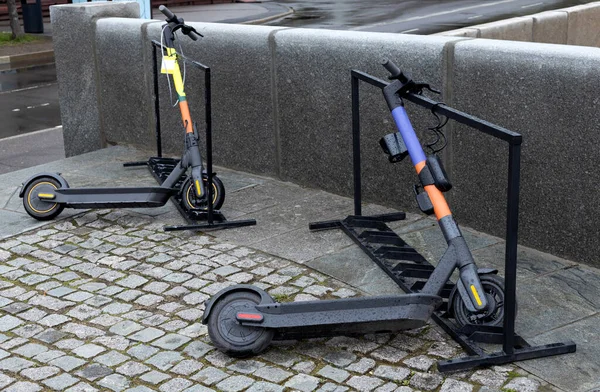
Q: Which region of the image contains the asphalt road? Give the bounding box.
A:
[268,0,593,34]
[0,63,60,139]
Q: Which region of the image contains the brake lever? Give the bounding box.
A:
[181,25,203,38]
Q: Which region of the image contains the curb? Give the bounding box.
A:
[0,49,54,69]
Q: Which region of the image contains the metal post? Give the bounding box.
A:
[503,142,521,354]
[352,74,362,216]
[152,44,162,158]
[205,68,214,224]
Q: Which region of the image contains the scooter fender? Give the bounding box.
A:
[448,268,498,314]
[19,173,69,198]
[201,284,274,324]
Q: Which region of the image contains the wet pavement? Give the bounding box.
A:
[0,64,60,139]
[268,0,594,33]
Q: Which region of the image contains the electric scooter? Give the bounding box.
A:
[201,59,500,358]
[20,6,225,221]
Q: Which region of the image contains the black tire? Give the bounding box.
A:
[453,274,513,328]
[22,177,65,221]
[182,175,225,211]
[207,290,274,358]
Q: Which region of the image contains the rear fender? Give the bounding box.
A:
[202,284,273,324]
[20,173,69,198]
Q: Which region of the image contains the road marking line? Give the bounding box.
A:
[0,82,57,95]
[522,2,544,8]
[354,0,517,30]
[400,28,419,33]
[468,15,483,20]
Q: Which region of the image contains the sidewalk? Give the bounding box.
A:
[0,145,597,392]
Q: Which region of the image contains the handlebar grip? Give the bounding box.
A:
[382,59,401,77]
[188,30,200,41]
[159,5,176,20]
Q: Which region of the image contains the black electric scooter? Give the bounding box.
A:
[20,6,225,221]
[202,60,501,358]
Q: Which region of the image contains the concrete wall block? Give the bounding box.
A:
[273,29,456,208]
[451,39,600,266]
[141,22,285,176]
[532,11,568,44]
[50,2,140,157]
[565,2,600,47]
[476,17,533,42]
[96,18,159,151]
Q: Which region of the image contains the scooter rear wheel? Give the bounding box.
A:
[453,274,512,328]
[22,177,65,221]
[207,290,274,358]
[182,175,225,211]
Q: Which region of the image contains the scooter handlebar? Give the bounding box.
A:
[382,59,402,77]
[159,5,176,20]
[188,30,200,41]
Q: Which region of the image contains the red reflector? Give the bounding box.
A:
[236,312,263,322]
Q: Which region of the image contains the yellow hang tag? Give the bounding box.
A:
[161,57,177,74]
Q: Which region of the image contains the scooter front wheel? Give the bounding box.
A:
[182,175,225,211]
[207,290,274,358]
[453,274,512,328]
[22,176,65,221]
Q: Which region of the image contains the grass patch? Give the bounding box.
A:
[0,32,43,46]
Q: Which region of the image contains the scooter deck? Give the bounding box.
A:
[55,187,174,209]
[244,293,442,340]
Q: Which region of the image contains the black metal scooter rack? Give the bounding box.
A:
[125,41,256,231]
[310,70,575,372]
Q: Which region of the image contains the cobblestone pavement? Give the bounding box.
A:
[0,207,558,392]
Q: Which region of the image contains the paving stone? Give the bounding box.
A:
[98,373,130,391]
[13,343,48,358]
[76,363,113,381]
[182,292,209,305]
[140,370,170,384]
[90,314,122,327]
[28,295,74,311]
[318,365,350,383]
[67,305,102,321]
[116,361,150,377]
[159,378,194,392]
[64,382,99,392]
[18,308,47,322]
[166,360,202,377]
[145,351,183,371]
[85,295,112,307]
[439,379,473,392]
[143,281,170,294]
[0,357,35,372]
[64,292,94,302]
[317,383,349,392]
[92,335,130,351]
[129,327,165,343]
[151,333,191,350]
[122,387,153,392]
[47,286,76,298]
[115,290,143,301]
[346,376,384,392]
[117,275,148,289]
[193,366,229,385]
[34,350,65,363]
[20,366,61,381]
[0,337,27,350]
[0,372,15,388]
[102,303,132,315]
[293,361,316,374]
[72,344,106,359]
[176,308,203,321]
[135,294,163,306]
[49,355,87,371]
[324,351,357,367]
[409,372,443,391]
[43,373,80,390]
[12,324,43,339]
[0,315,24,331]
[403,355,436,371]
[38,314,71,327]
[127,344,159,360]
[503,377,540,392]
[109,320,143,336]
[3,381,42,392]
[284,374,321,392]
[61,323,104,339]
[372,365,410,383]
[470,369,508,387]
[95,351,129,367]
